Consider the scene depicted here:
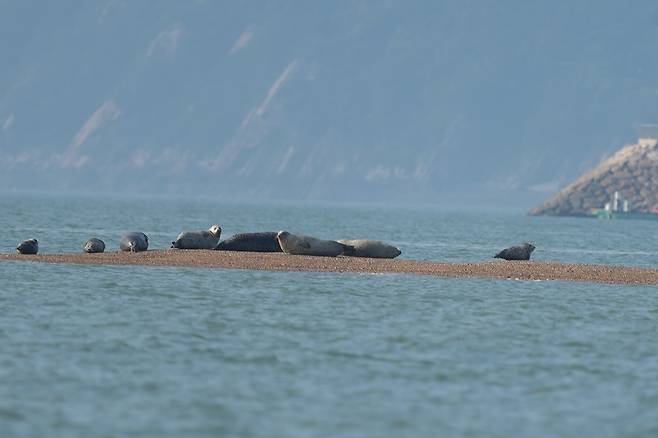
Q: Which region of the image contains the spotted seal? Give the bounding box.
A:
[83,238,105,253]
[493,242,535,261]
[171,225,221,249]
[16,239,38,255]
[120,232,149,252]
[215,232,281,252]
[338,239,401,259]
[276,231,352,257]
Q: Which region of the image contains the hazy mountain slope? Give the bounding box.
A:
[1,1,658,205]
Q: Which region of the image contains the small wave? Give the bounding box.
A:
[8,226,178,238]
[0,407,24,421]
[542,247,657,256]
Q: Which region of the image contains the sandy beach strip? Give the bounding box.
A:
[2,250,658,285]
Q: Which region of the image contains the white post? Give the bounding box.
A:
[613,191,619,211]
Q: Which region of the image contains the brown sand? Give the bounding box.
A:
[1,250,658,285]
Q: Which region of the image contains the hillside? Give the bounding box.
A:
[529,139,658,216]
[2,1,658,203]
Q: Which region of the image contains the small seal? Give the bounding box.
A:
[120,232,149,252]
[83,238,105,253]
[338,239,401,259]
[494,242,535,261]
[16,239,38,255]
[276,231,352,257]
[171,225,221,250]
[215,232,282,252]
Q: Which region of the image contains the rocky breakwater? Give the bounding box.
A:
[529,139,658,217]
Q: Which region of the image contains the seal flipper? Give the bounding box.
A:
[341,244,356,256]
[299,241,311,249]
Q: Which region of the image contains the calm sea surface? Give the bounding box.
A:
[1,194,657,437]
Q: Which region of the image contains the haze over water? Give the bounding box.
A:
[2,194,658,437]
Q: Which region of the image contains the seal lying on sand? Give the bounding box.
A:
[16,239,38,255]
[494,242,535,261]
[338,239,401,259]
[171,225,221,250]
[83,238,105,253]
[215,232,282,252]
[120,232,149,252]
[277,231,353,257]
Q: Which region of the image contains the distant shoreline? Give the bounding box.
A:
[2,250,656,286]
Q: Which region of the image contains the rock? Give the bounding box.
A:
[530,140,658,216]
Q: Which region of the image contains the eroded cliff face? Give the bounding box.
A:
[2,2,658,201]
[529,139,658,216]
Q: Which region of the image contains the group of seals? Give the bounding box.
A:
[116,225,221,253]
[12,218,404,258]
[16,237,110,255]
[13,230,533,261]
[214,231,403,259]
[274,232,405,259]
[14,226,219,255]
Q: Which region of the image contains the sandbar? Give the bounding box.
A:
[1,250,657,285]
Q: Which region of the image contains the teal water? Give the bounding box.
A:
[1,194,658,437]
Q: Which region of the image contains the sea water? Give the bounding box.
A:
[1,193,657,437]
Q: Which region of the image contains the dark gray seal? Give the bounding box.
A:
[83,238,105,253]
[120,232,149,252]
[494,242,535,261]
[276,231,353,257]
[16,239,38,255]
[171,225,221,250]
[215,232,282,252]
[338,239,402,259]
